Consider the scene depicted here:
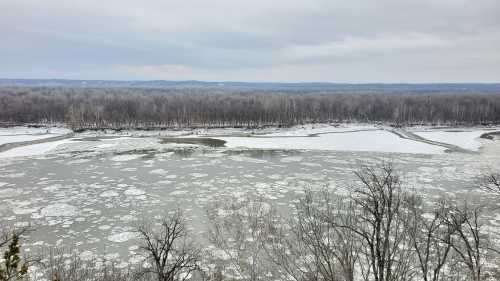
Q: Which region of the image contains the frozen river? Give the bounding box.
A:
[1,124,500,267]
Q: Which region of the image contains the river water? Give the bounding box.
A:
[1,129,500,267]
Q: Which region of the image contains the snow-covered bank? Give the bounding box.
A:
[0,127,72,145]
[409,127,497,151]
[213,124,500,154]
[0,126,70,136]
[219,130,445,154]
[0,139,75,158]
[72,123,379,138]
[262,124,379,137]
[0,124,498,158]
[0,126,74,158]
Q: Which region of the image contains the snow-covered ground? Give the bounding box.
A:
[0,126,72,146]
[0,126,70,136]
[220,129,445,154]
[0,134,59,146]
[262,123,379,137]
[0,139,75,158]
[411,128,494,151]
[73,123,377,138]
[0,125,498,159]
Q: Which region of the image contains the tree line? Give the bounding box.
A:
[1,87,500,130]
[2,163,499,281]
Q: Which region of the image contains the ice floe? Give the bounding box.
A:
[108,232,137,243]
[124,187,146,196]
[111,154,146,162]
[40,203,78,217]
[100,191,120,197]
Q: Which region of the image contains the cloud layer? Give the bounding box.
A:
[2,0,500,82]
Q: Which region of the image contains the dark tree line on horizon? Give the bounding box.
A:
[1,87,500,130]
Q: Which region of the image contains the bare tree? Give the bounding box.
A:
[480,173,500,196]
[443,203,489,281]
[265,189,360,281]
[43,248,141,281]
[344,163,415,281]
[2,87,500,129]
[408,199,456,281]
[137,211,199,281]
[265,190,361,281]
[206,196,277,281]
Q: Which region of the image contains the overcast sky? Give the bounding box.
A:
[1,0,500,82]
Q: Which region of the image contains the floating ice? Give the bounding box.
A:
[229,156,267,163]
[129,254,146,264]
[13,206,40,215]
[281,156,303,163]
[124,188,145,196]
[170,190,188,196]
[98,225,111,230]
[108,232,137,243]
[0,187,20,198]
[150,169,167,175]
[79,250,94,261]
[111,154,145,162]
[190,173,208,178]
[41,203,78,217]
[120,215,137,221]
[100,191,120,197]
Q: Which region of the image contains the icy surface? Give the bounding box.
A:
[412,129,492,151]
[40,203,78,217]
[0,126,70,136]
[0,127,71,145]
[0,125,495,158]
[0,135,58,145]
[263,124,378,137]
[108,232,137,243]
[219,130,445,154]
[1,124,499,266]
[0,139,74,158]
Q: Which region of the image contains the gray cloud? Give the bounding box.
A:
[1,0,499,82]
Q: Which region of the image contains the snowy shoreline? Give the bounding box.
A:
[0,123,499,159]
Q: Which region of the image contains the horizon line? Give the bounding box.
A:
[1,78,500,85]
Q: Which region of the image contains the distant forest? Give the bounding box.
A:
[1,87,500,129]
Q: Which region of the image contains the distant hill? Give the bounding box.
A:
[1,78,500,93]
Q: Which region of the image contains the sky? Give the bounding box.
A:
[1,0,500,83]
